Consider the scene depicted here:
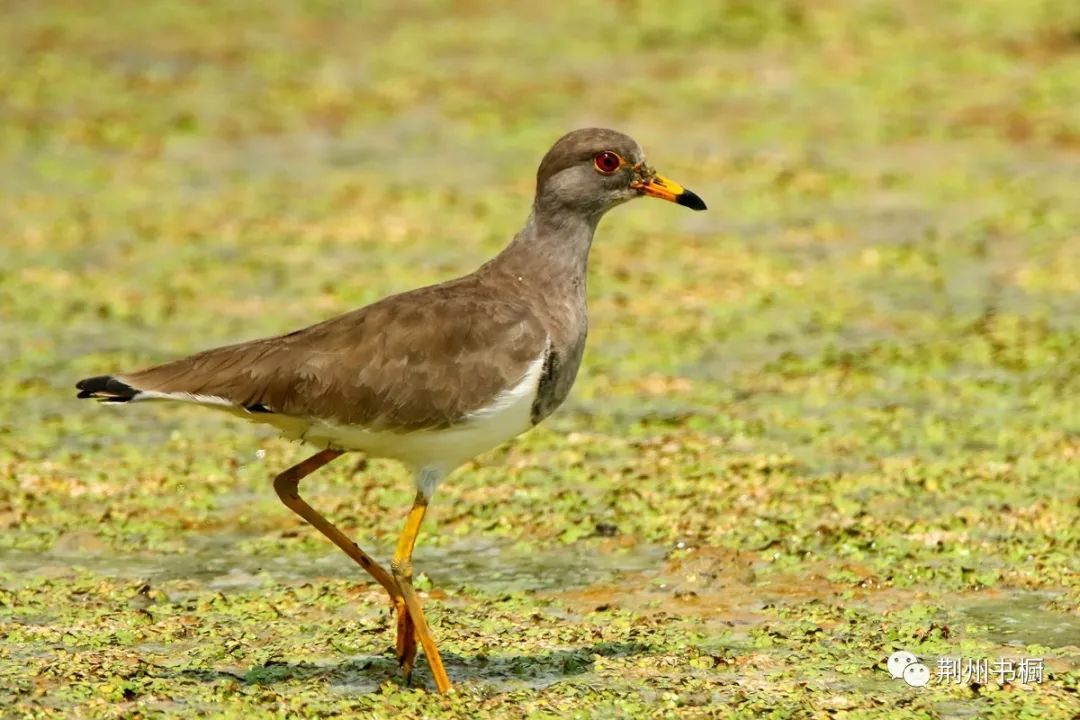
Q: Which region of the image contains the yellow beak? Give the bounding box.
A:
[633,173,707,211]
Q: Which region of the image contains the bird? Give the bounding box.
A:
[75,127,706,693]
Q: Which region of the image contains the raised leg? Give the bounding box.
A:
[391,491,451,693]
[272,450,416,667]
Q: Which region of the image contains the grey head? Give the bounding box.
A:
[533,127,707,221]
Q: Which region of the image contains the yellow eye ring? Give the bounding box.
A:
[593,151,623,174]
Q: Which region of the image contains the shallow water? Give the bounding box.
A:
[959,593,1080,649]
[0,531,667,595]
[4,529,1076,657]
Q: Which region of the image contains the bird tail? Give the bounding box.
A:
[75,375,140,403]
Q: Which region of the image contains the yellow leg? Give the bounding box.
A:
[391,491,452,693]
[396,598,417,679]
[273,450,416,667]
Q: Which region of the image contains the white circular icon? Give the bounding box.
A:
[887,650,918,679]
[903,662,931,687]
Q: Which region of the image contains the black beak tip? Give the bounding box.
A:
[676,189,707,211]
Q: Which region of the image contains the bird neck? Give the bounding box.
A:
[488,205,599,293]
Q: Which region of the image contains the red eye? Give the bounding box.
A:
[593,151,622,174]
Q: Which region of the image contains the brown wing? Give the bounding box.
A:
[109,277,550,431]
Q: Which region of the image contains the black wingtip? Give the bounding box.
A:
[75,375,138,402]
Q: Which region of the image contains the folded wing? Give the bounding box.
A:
[76,280,549,433]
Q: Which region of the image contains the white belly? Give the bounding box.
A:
[298,353,546,474]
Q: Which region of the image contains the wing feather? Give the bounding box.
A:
[106,277,549,432]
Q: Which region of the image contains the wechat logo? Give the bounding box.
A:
[888,650,931,687]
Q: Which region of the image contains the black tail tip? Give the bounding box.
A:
[76,375,138,402]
